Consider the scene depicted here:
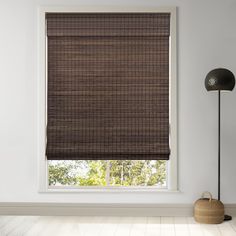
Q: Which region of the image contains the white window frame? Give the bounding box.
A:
[37,6,177,193]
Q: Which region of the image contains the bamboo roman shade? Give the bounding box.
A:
[46,13,170,160]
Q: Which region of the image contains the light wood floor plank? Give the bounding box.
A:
[130,217,147,236]
[145,217,161,236]
[218,221,236,236]
[229,218,236,233]
[8,216,39,236]
[0,216,15,230]
[63,216,82,236]
[0,216,28,236]
[160,217,175,236]
[187,217,205,236]
[74,216,91,236]
[201,223,222,236]
[81,216,105,236]
[114,217,133,236]
[51,216,80,236]
[37,216,68,236]
[24,216,56,236]
[98,217,120,236]
[174,217,190,236]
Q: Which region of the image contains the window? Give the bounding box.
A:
[38,7,177,191]
[48,160,167,187]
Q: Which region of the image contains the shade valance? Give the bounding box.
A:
[46,13,170,37]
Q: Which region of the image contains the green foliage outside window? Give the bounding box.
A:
[48,160,166,187]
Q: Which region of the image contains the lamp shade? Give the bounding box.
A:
[205,68,235,91]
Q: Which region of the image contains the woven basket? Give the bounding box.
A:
[194,192,224,224]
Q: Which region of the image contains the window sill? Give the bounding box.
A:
[40,186,180,193]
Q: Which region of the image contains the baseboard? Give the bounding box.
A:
[0,203,235,216]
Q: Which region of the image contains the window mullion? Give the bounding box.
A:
[106,160,110,186]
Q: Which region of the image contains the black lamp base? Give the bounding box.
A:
[224,215,232,221]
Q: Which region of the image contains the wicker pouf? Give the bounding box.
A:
[194,192,224,224]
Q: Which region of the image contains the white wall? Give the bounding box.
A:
[0,0,236,204]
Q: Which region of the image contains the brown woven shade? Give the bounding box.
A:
[46,13,170,160]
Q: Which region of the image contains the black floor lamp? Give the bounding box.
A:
[205,68,235,221]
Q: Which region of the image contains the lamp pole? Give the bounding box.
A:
[218,90,221,201]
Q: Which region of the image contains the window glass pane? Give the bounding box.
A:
[48,160,166,187]
[109,160,166,187]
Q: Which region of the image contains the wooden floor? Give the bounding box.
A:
[0,216,236,236]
